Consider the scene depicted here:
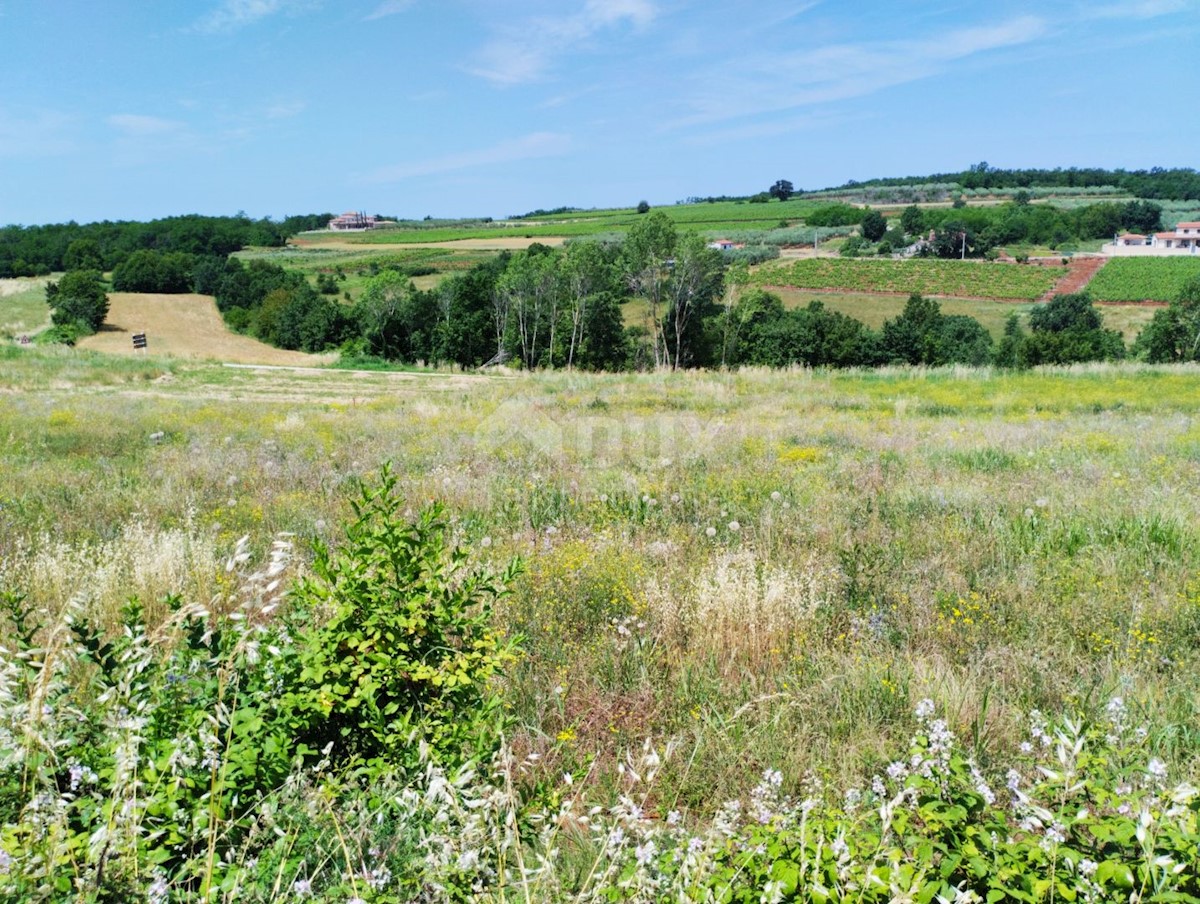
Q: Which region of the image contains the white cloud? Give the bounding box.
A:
[265,100,306,119]
[362,132,571,182]
[1084,0,1189,19]
[107,113,187,136]
[364,0,414,21]
[468,0,657,85]
[671,15,1048,129]
[193,0,315,33]
[0,109,75,158]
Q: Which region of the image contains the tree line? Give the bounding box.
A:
[0,213,329,278]
[42,210,1200,371]
[827,163,1200,201]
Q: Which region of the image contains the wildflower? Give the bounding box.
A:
[292,878,313,897]
[480,536,492,548]
[761,879,786,904]
[871,776,886,796]
[0,849,13,874]
[886,761,908,781]
[1006,769,1021,793]
[727,520,741,532]
[666,810,681,825]
[670,493,681,503]
[147,872,169,904]
[770,491,782,502]
[599,494,609,503]
[1148,757,1169,781]
[687,836,704,854]
[1019,741,1033,754]
[705,526,717,537]
[607,827,626,849]
[915,698,935,720]
[457,850,480,870]
[634,840,657,866]
[1078,858,1098,877]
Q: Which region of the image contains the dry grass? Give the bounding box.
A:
[77,292,335,365]
[6,353,1200,803]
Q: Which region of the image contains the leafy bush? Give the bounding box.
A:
[0,466,522,897]
[286,464,522,773]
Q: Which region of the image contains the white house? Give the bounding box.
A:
[1104,222,1200,255]
[1151,222,1200,252]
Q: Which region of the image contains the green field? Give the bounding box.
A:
[1088,256,1200,302]
[753,257,1065,299]
[321,197,826,245]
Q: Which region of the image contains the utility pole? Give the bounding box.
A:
[961,231,967,260]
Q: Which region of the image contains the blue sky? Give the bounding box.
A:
[1,0,1197,225]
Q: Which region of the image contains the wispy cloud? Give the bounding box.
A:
[0,109,75,158]
[1084,0,1189,19]
[107,113,188,137]
[192,0,315,34]
[468,0,657,85]
[362,132,571,182]
[264,100,306,119]
[672,14,1048,130]
[364,0,413,21]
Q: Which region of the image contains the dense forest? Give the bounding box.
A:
[0,213,330,278]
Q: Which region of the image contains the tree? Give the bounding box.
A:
[900,205,924,237]
[1132,275,1200,362]
[620,212,678,367]
[769,180,794,202]
[663,232,724,369]
[861,209,887,242]
[1121,200,1163,234]
[636,200,651,214]
[63,238,104,272]
[46,269,108,334]
[1020,292,1124,365]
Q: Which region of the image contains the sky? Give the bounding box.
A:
[1,0,1197,226]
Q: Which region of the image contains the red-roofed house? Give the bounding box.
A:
[1151,223,1200,251]
[1106,222,1200,255]
[328,211,379,231]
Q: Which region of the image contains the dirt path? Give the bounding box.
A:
[1040,257,1108,301]
[78,293,334,365]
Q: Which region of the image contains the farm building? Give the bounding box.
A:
[1116,233,1148,246]
[707,239,743,251]
[328,211,379,231]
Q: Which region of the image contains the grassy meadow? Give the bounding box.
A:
[6,346,1200,800]
[0,277,51,338]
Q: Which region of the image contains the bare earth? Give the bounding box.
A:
[78,293,334,365]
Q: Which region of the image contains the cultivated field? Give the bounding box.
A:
[77,292,334,365]
[1088,256,1200,302]
[754,258,1067,300]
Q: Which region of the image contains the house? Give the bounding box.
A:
[1151,223,1200,251]
[1104,222,1200,255]
[706,239,743,251]
[328,211,379,231]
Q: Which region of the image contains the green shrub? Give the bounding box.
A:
[286,463,523,773]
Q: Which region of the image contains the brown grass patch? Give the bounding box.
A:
[78,293,334,365]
